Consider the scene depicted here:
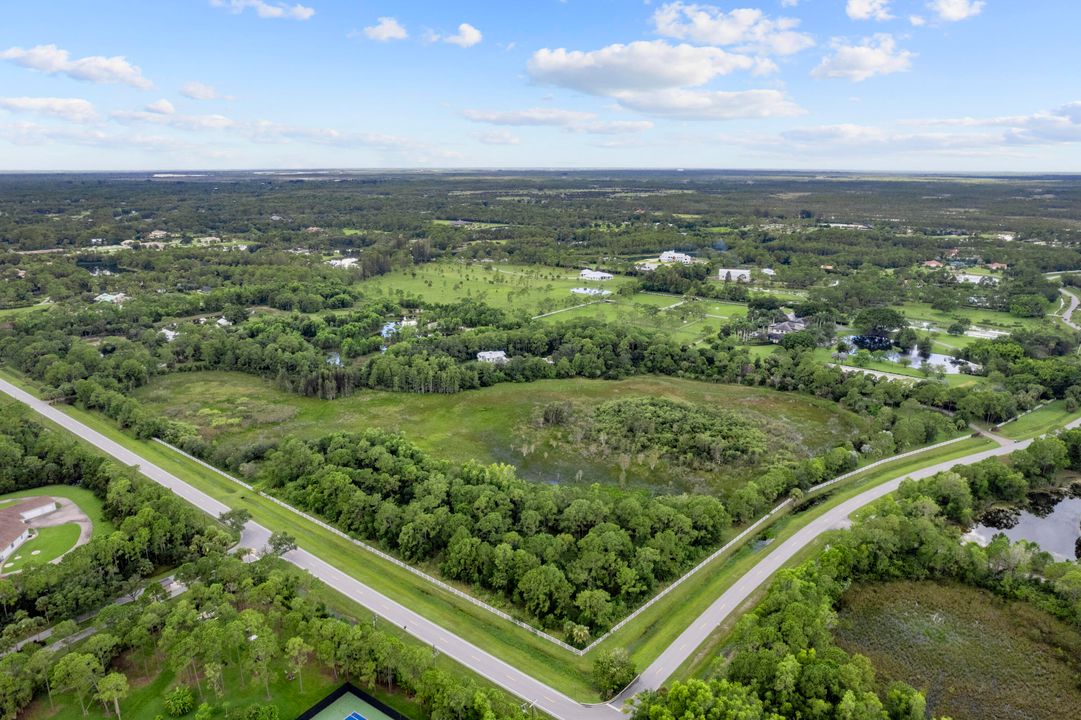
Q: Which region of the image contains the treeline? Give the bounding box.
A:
[0,405,231,632]
[0,553,529,720]
[361,319,1077,427]
[257,429,729,642]
[631,435,1081,720]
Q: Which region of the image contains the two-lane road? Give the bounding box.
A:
[4,375,1077,720]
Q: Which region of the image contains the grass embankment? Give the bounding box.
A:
[133,372,865,495]
[998,399,1081,440]
[834,581,1081,720]
[0,367,994,701]
[627,435,992,683]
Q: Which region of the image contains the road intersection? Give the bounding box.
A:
[2,375,1077,719]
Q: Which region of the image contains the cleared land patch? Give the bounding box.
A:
[834,581,1081,720]
[133,372,867,494]
[359,262,636,316]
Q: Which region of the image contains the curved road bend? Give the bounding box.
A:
[4,376,1080,720]
[1059,288,1080,331]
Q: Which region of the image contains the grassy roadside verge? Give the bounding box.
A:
[606,435,992,674]
[0,367,994,701]
[667,534,837,684]
[997,399,1081,440]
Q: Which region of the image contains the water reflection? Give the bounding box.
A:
[969,491,1081,560]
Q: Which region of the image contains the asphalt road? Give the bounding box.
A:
[3,375,1078,720]
[1060,288,1080,330]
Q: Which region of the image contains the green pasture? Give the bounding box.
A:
[359,262,636,316]
[133,372,865,494]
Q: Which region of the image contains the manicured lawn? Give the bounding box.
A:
[359,261,636,316]
[0,303,52,321]
[23,660,398,720]
[898,301,1043,331]
[537,299,718,343]
[0,484,113,534]
[834,581,1081,720]
[1,524,80,573]
[812,349,986,388]
[997,399,1081,439]
[133,372,868,495]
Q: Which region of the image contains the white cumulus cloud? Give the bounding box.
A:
[812,34,914,82]
[145,99,175,115]
[444,23,483,48]
[112,109,237,131]
[929,0,985,22]
[181,81,231,101]
[529,41,759,95]
[846,0,894,21]
[0,96,98,123]
[1,44,152,89]
[362,17,408,42]
[651,3,814,56]
[210,0,314,21]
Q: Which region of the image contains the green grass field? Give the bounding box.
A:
[997,399,1081,439]
[899,301,1043,332]
[133,372,867,494]
[536,298,719,343]
[24,660,357,720]
[0,302,52,321]
[359,262,637,316]
[1,524,81,573]
[834,581,1081,720]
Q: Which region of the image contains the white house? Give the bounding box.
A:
[761,268,777,277]
[660,251,694,265]
[580,269,614,281]
[635,262,659,272]
[94,292,127,304]
[18,499,56,522]
[0,498,56,563]
[477,350,509,365]
[716,268,752,282]
[328,258,358,268]
[216,317,233,328]
[571,287,612,296]
[160,328,180,342]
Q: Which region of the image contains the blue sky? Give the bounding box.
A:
[2,1,1079,171]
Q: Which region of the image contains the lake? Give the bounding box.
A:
[969,494,1081,560]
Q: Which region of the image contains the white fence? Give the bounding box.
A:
[155,439,581,653]
[156,431,971,656]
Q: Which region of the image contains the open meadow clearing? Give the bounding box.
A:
[358,262,637,316]
[133,372,868,494]
[834,581,1081,720]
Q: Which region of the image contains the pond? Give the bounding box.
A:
[968,492,1081,560]
[885,348,975,375]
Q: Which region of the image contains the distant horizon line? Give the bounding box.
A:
[1,167,1080,177]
